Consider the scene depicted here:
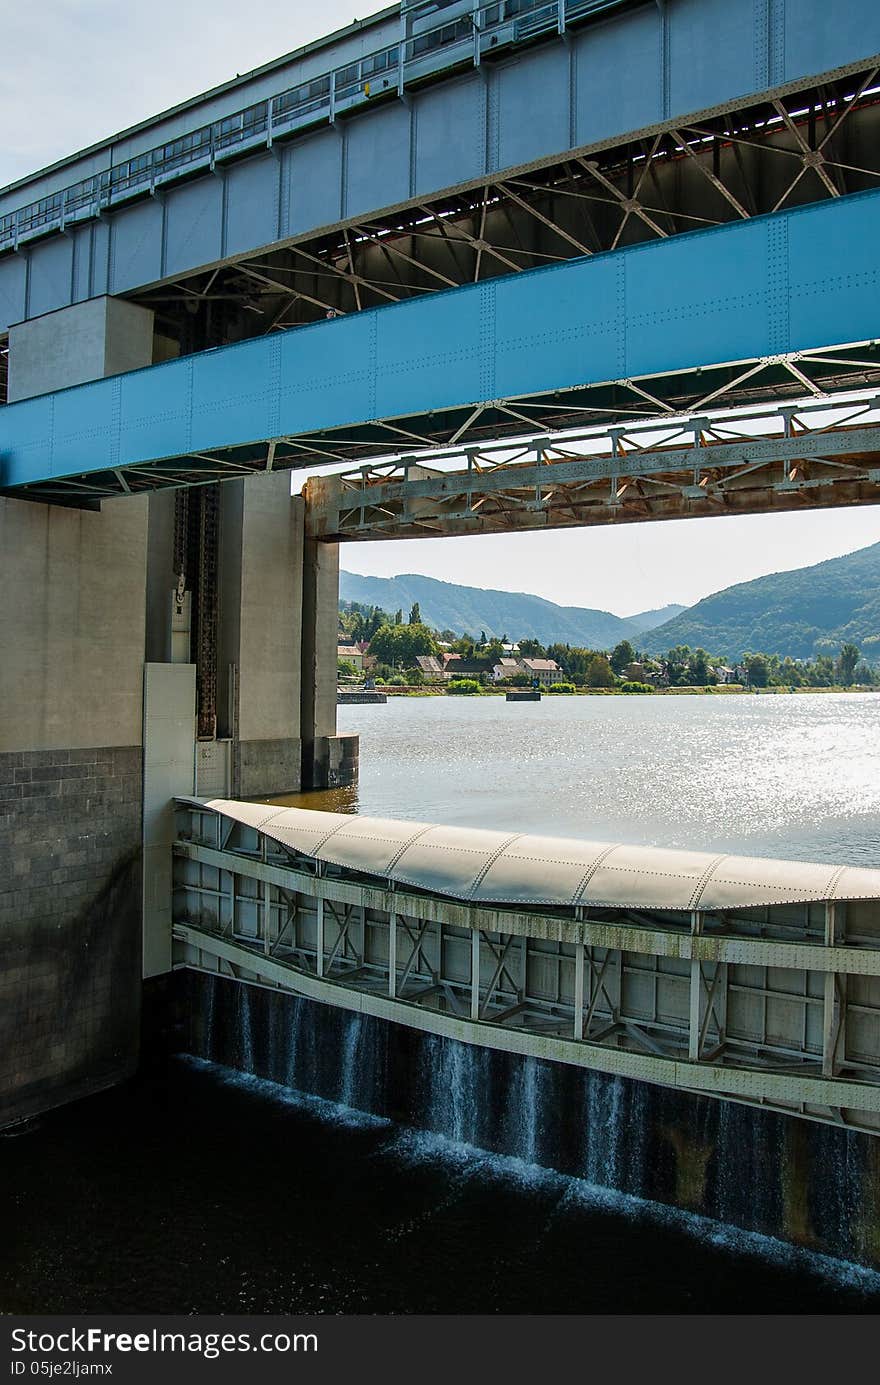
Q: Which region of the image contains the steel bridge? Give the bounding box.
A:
[304,395,880,539]
[175,798,880,1136]
[5,1,880,1135]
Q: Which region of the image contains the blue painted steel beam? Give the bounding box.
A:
[3,0,880,334]
[2,189,880,495]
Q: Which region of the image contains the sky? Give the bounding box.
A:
[5,1,880,616]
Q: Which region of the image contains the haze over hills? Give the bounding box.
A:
[642,542,880,661]
[339,571,685,647]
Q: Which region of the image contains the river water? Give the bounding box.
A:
[4,693,880,1314]
[291,691,880,865]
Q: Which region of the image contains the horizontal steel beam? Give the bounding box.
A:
[4,189,880,504]
[174,921,880,1124]
[174,840,880,977]
[305,411,880,538]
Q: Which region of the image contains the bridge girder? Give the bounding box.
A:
[125,66,880,362]
[303,397,880,541]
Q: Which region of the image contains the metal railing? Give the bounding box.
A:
[0,0,627,254]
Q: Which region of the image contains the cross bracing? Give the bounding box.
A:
[126,66,880,360]
[4,185,880,505]
[303,394,880,540]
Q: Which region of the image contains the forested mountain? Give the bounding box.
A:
[339,571,680,647]
[642,542,880,661]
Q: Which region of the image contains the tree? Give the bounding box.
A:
[610,640,636,675]
[745,653,769,687]
[394,609,403,626]
[691,648,712,686]
[369,622,438,665]
[837,642,860,686]
[518,638,545,658]
[586,654,616,688]
[409,601,421,625]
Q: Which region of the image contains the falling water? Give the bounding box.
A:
[418,1034,486,1145]
[583,1073,625,1189]
[202,972,216,1056]
[504,1055,547,1166]
[236,983,254,1071]
[188,973,879,1267]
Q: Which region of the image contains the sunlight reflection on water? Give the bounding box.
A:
[271,692,880,865]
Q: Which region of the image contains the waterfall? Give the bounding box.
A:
[187,973,880,1267]
[202,972,216,1056]
[419,1034,486,1145]
[339,1010,363,1108]
[236,982,254,1072]
[504,1055,546,1165]
[583,1073,625,1188]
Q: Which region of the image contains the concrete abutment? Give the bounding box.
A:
[1,442,356,1124]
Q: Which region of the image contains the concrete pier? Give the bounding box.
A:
[0,462,357,1126]
[0,494,148,1125]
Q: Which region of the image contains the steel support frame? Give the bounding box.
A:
[171,812,880,1134]
[303,394,880,541]
[125,66,880,361]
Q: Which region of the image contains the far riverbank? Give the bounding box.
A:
[343,683,878,698]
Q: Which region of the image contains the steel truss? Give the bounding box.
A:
[12,345,880,509]
[304,393,880,540]
[129,67,880,358]
[172,804,880,1136]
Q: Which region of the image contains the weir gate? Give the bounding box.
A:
[3,0,880,1143]
[174,799,880,1137]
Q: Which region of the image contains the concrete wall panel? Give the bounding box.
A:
[0,494,149,751]
[9,296,153,403]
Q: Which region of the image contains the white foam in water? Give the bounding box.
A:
[180,1055,880,1295]
[182,1055,392,1132]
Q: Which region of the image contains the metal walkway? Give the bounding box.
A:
[174,799,880,1135]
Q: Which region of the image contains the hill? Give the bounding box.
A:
[626,603,687,633]
[339,571,677,647]
[642,542,880,661]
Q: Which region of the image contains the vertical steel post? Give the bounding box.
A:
[471,929,481,1020]
[823,902,842,1077]
[573,942,584,1040]
[316,897,324,977]
[689,960,702,1061]
[389,912,397,998]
